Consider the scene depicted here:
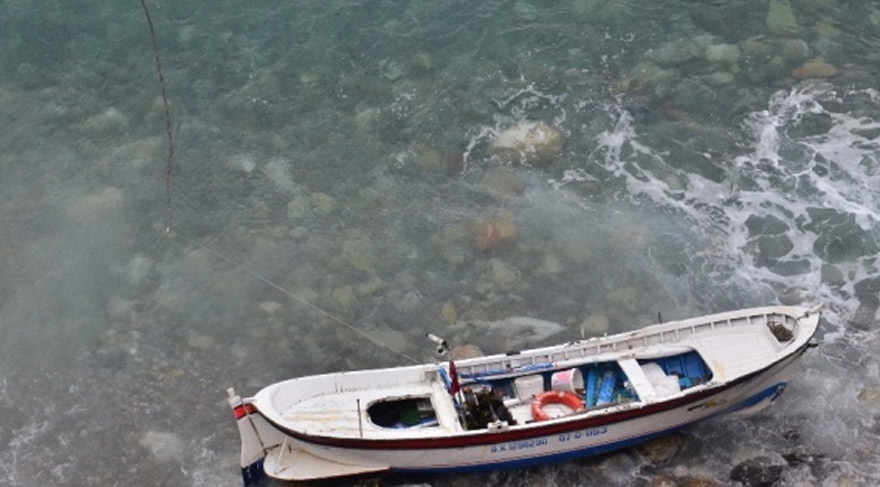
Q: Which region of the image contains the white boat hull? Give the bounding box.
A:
[229,304,821,483]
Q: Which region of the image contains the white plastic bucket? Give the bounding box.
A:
[514,374,544,400]
[551,368,584,393]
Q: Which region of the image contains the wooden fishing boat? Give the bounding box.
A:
[228,304,822,485]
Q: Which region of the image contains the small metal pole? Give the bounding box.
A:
[357,399,363,438]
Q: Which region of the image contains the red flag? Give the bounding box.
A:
[448,360,460,396]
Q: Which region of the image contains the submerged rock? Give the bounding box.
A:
[139,431,185,463]
[490,120,562,166]
[261,157,296,194]
[766,0,798,36]
[705,44,741,66]
[449,344,484,360]
[451,316,566,350]
[481,167,526,200]
[471,214,517,252]
[80,107,129,135]
[581,313,610,335]
[792,59,837,79]
[857,386,880,412]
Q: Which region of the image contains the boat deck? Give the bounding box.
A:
[280,377,462,438]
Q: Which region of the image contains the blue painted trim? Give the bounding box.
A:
[399,426,683,475]
[722,382,787,415]
[241,458,266,487]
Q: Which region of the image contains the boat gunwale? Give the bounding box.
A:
[251,337,816,450]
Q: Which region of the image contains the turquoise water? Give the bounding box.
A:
[1,1,879,485]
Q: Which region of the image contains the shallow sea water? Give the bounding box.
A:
[1,1,879,486]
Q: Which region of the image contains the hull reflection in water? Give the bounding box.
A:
[228,304,821,484]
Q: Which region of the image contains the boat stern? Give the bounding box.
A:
[228,388,272,486]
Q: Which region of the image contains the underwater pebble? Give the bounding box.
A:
[310,192,337,215]
[261,157,296,194]
[471,214,517,252]
[481,167,525,200]
[139,431,185,463]
[742,36,773,58]
[646,39,701,67]
[125,254,154,287]
[227,153,257,174]
[449,344,484,360]
[766,0,799,36]
[299,71,320,86]
[705,44,741,65]
[513,1,538,21]
[607,286,638,307]
[581,314,610,335]
[856,386,880,411]
[441,301,458,324]
[187,333,215,351]
[780,39,809,63]
[80,107,129,135]
[538,253,563,275]
[490,258,520,288]
[356,277,385,297]
[409,52,432,73]
[332,285,356,309]
[106,295,135,318]
[792,59,837,79]
[70,187,124,218]
[258,301,282,314]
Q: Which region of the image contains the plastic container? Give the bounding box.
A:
[551,368,584,393]
[514,374,545,400]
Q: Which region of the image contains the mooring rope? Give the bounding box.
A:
[140,0,175,233]
[139,3,420,365]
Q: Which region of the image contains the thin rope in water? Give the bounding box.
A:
[138,3,419,365]
[140,0,175,233]
[183,235,421,364]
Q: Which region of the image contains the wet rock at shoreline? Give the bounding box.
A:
[729,456,784,487]
[636,434,685,464]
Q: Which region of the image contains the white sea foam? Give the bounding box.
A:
[559,86,880,341]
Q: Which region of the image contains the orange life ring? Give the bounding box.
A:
[531,390,585,422]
